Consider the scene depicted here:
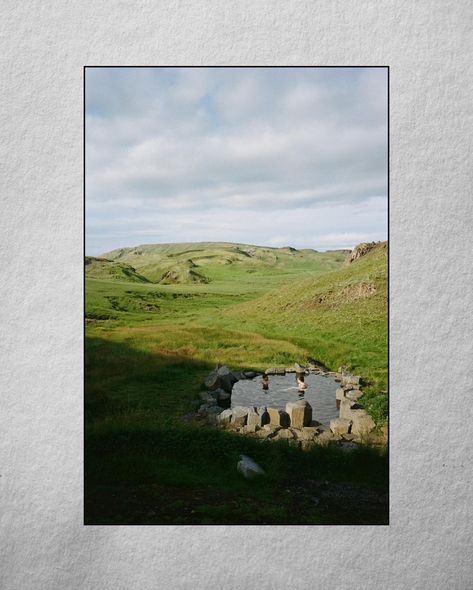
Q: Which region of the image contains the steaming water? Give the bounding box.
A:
[231,373,339,426]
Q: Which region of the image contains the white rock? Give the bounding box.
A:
[237,454,265,479]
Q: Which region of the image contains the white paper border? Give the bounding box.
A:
[1,1,472,588]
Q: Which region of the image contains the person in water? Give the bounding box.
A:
[297,374,307,392]
[261,374,269,391]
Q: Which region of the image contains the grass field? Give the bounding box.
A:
[85,242,388,524]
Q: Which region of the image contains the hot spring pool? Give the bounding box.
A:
[231,372,339,426]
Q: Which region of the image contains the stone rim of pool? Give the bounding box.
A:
[231,372,339,426]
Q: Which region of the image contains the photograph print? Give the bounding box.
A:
[85,66,388,525]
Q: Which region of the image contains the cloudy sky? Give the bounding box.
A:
[86,67,387,255]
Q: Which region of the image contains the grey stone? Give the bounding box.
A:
[342,374,361,386]
[265,367,286,375]
[231,406,249,427]
[263,424,281,436]
[342,433,356,441]
[316,430,342,444]
[267,407,290,428]
[340,398,357,420]
[346,389,363,401]
[273,428,295,441]
[247,411,260,427]
[204,370,220,390]
[336,387,346,401]
[247,407,269,428]
[294,427,318,441]
[204,365,239,394]
[285,399,313,429]
[217,408,233,425]
[351,410,375,436]
[237,455,265,479]
[330,417,352,435]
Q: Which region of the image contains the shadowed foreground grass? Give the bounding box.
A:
[85,335,388,525]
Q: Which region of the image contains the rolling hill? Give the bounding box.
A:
[100,242,349,284]
[218,241,388,416]
[85,256,150,283]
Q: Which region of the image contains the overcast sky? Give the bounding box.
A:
[86,67,387,255]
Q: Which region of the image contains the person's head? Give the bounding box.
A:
[262,374,269,381]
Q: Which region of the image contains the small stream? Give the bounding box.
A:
[231,373,339,426]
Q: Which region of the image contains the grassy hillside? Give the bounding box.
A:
[85,256,150,283]
[85,240,388,525]
[101,242,348,285]
[218,242,388,419]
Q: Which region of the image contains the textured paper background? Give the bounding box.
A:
[1,1,472,588]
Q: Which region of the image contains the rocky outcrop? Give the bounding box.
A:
[347,241,380,264]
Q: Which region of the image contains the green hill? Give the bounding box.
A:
[85,256,150,283]
[219,241,388,419]
[100,242,348,285]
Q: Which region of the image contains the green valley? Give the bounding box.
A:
[85,241,388,525]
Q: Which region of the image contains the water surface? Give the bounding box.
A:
[231,373,338,425]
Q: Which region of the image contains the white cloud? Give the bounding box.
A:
[86,67,387,255]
